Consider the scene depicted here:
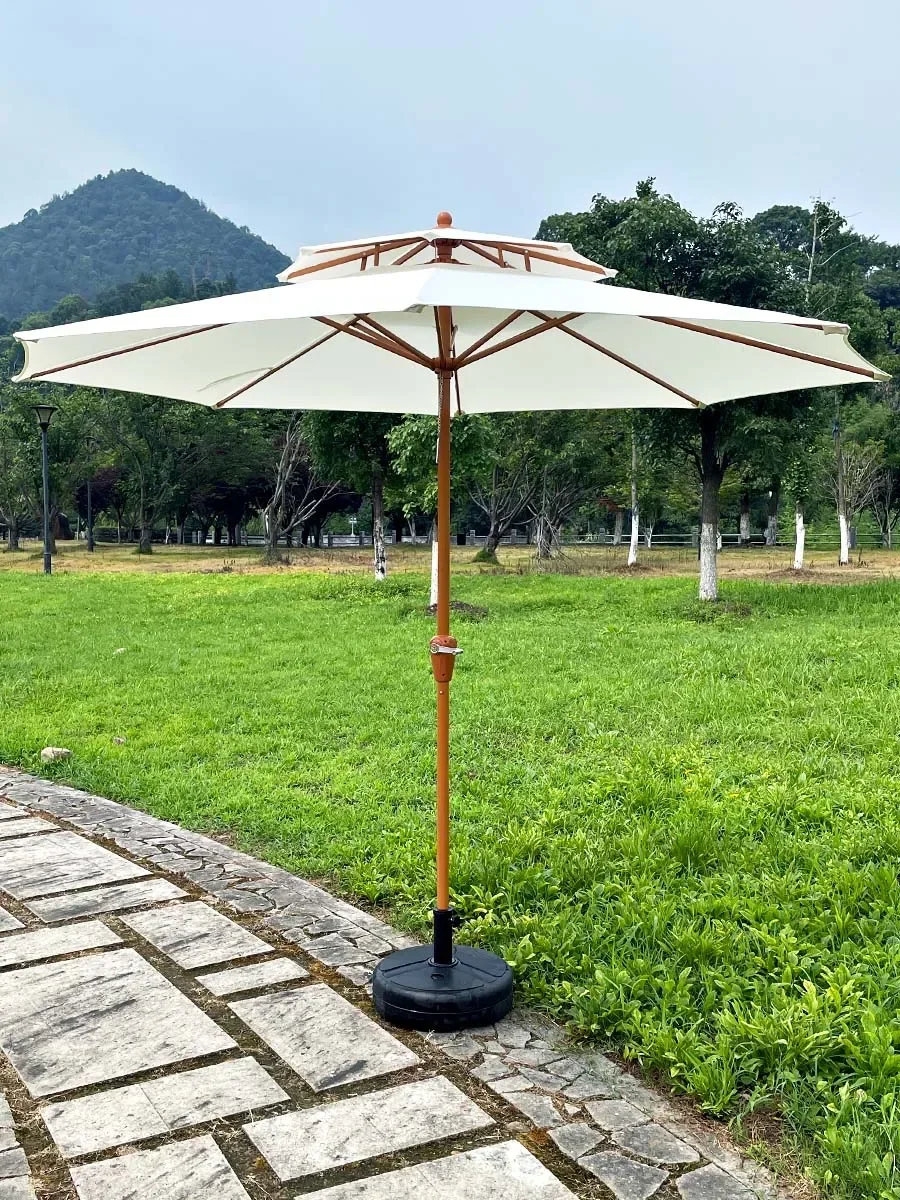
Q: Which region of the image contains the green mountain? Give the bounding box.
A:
[0,169,290,322]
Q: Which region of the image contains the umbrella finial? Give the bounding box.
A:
[436,211,453,228]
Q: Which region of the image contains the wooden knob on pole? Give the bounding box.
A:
[436,211,453,228]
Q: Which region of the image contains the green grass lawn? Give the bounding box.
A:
[2,567,900,1197]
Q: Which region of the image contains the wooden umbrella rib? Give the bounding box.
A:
[391,239,429,267]
[528,310,703,408]
[457,312,582,367]
[485,243,612,277]
[644,316,879,378]
[213,325,350,409]
[357,316,433,366]
[285,239,419,280]
[27,323,226,380]
[459,240,511,269]
[455,310,526,364]
[312,316,428,366]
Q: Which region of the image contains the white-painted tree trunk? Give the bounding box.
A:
[643,523,654,550]
[699,522,718,601]
[627,430,639,567]
[372,470,387,582]
[613,509,623,545]
[838,510,850,566]
[430,527,439,608]
[717,530,723,551]
[793,502,806,570]
[739,507,750,545]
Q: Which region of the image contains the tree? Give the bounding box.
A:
[388,413,490,602]
[468,414,536,562]
[541,183,810,599]
[263,414,340,556]
[304,412,402,581]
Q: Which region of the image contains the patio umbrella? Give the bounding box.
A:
[14,213,887,1030]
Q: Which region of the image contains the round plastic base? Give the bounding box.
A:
[373,943,514,1031]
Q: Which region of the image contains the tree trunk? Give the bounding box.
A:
[838,510,850,566]
[116,516,122,544]
[430,525,439,607]
[627,429,639,567]
[613,509,623,545]
[739,491,751,545]
[198,522,211,548]
[535,513,553,559]
[793,501,806,570]
[228,522,238,546]
[765,482,780,546]
[213,524,222,546]
[372,468,386,581]
[699,411,724,602]
[176,521,185,545]
[482,520,501,559]
[408,516,417,544]
[6,518,19,551]
[644,523,654,550]
[138,523,153,554]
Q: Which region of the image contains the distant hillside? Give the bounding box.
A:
[0,169,290,321]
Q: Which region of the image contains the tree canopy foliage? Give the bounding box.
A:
[1,174,898,591]
[0,169,289,323]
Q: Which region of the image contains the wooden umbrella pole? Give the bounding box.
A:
[431,275,460,964]
[431,367,458,963]
[435,368,452,909]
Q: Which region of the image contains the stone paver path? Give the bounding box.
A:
[0,768,793,1199]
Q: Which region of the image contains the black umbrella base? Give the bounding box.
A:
[373,944,514,1031]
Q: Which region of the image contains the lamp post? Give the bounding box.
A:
[31,405,57,575]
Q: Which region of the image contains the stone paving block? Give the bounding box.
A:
[302,932,374,967]
[26,877,187,922]
[0,1098,11,1129]
[0,948,234,1097]
[43,1084,166,1157]
[231,982,419,1091]
[0,921,120,970]
[0,1149,27,1180]
[494,1019,531,1048]
[471,1055,512,1082]
[586,1099,650,1130]
[676,1164,756,1199]
[197,957,307,995]
[508,1092,564,1129]
[548,1121,603,1159]
[244,1075,492,1181]
[504,1046,565,1068]
[42,1057,286,1157]
[0,831,146,899]
[0,805,27,822]
[486,1073,533,1096]
[0,1178,36,1199]
[0,910,22,935]
[70,1134,251,1200]
[0,819,54,841]
[122,901,271,968]
[562,1073,616,1101]
[581,1151,669,1199]
[613,1122,701,1165]
[298,1141,578,1198]
[143,1057,288,1128]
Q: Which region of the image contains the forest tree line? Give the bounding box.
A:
[1,181,898,601]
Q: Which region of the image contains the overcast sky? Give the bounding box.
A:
[2,0,898,254]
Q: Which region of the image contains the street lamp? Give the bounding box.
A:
[31,405,57,575]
